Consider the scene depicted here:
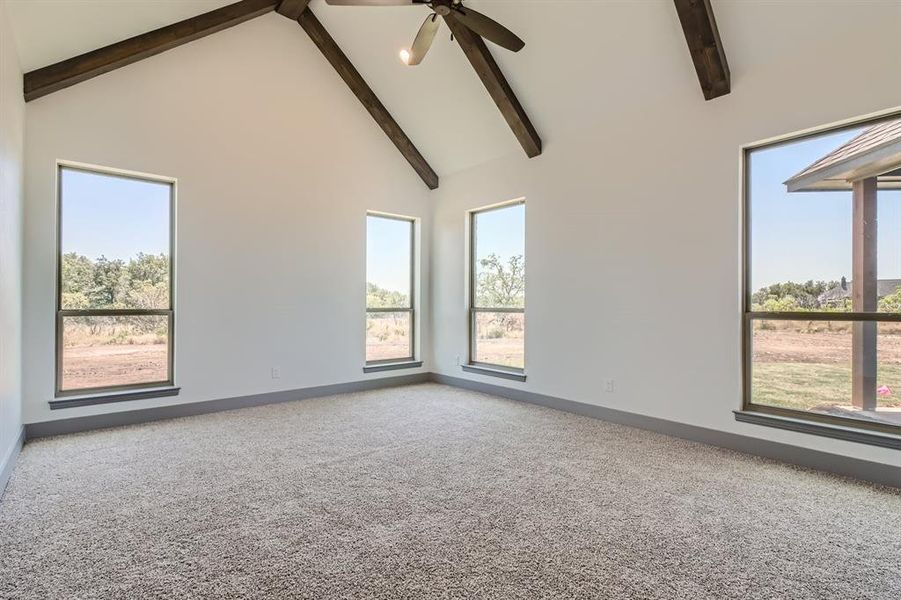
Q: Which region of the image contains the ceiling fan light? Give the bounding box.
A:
[399,49,411,65]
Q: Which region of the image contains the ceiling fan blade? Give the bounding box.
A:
[407,14,440,65]
[452,6,524,52]
[324,0,422,5]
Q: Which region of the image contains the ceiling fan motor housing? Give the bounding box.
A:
[432,0,453,16]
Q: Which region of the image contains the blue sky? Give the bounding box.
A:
[61,168,170,260]
[750,128,901,291]
[473,203,525,267]
[367,215,412,293]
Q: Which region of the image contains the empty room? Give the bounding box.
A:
[1,0,900,598]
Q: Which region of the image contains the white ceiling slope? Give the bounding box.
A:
[7,1,901,176]
[6,0,236,71]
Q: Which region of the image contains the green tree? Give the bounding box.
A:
[61,252,94,308]
[476,253,524,308]
[879,288,901,313]
[126,281,169,310]
[366,282,408,308]
[125,253,170,310]
[751,280,839,311]
[126,253,169,286]
[758,295,801,312]
[90,256,127,308]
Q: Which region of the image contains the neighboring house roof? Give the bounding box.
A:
[818,278,901,304]
[784,118,901,192]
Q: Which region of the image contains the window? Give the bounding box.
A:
[366,213,416,364]
[743,114,901,435]
[57,164,174,396]
[469,201,525,372]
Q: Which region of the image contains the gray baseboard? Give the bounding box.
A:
[0,426,25,500]
[431,373,901,489]
[26,373,431,439]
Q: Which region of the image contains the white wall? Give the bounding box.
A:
[17,1,901,469]
[0,2,25,469]
[430,2,901,467]
[23,14,432,424]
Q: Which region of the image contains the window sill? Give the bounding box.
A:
[363,361,423,373]
[734,410,901,450]
[50,386,181,410]
[462,364,526,382]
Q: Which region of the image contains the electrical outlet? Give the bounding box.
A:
[271,367,281,379]
[605,379,615,393]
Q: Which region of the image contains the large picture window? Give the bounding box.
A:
[744,115,901,435]
[57,164,174,396]
[469,201,525,372]
[366,213,416,365]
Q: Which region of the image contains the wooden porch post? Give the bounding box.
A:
[852,177,878,410]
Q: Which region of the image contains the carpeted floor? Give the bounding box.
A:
[1,383,899,599]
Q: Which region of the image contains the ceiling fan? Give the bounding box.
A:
[324,0,525,66]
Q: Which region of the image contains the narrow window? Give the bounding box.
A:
[57,165,174,396]
[744,114,901,434]
[366,213,416,364]
[469,201,525,372]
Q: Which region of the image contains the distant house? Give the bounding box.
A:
[818,276,901,305]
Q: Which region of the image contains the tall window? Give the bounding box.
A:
[57,165,174,396]
[744,114,901,435]
[366,213,415,364]
[469,201,525,372]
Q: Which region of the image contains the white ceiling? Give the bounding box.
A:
[7,0,899,176]
[6,0,236,72]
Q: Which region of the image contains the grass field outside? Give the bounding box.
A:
[751,321,901,424]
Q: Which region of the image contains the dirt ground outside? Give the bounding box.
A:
[366,313,412,362]
[63,320,898,420]
[473,339,524,369]
[364,312,526,368]
[473,312,524,369]
[62,343,168,391]
[366,341,411,362]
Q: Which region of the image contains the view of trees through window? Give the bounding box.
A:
[471,202,525,370]
[747,117,901,429]
[366,214,414,363]
[58,167,173,393]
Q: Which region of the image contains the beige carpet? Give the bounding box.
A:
[1,383,899,599]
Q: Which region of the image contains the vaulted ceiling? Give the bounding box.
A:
[6,1,894,179]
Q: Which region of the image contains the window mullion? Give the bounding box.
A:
[59,309,171,317]
[747,311,901,322]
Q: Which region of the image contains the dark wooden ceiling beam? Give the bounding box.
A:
[23,0,279,102]
[276,0,311,20]
[673,0,730,101]
[443,15,541,158]
[296,9,439,190]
